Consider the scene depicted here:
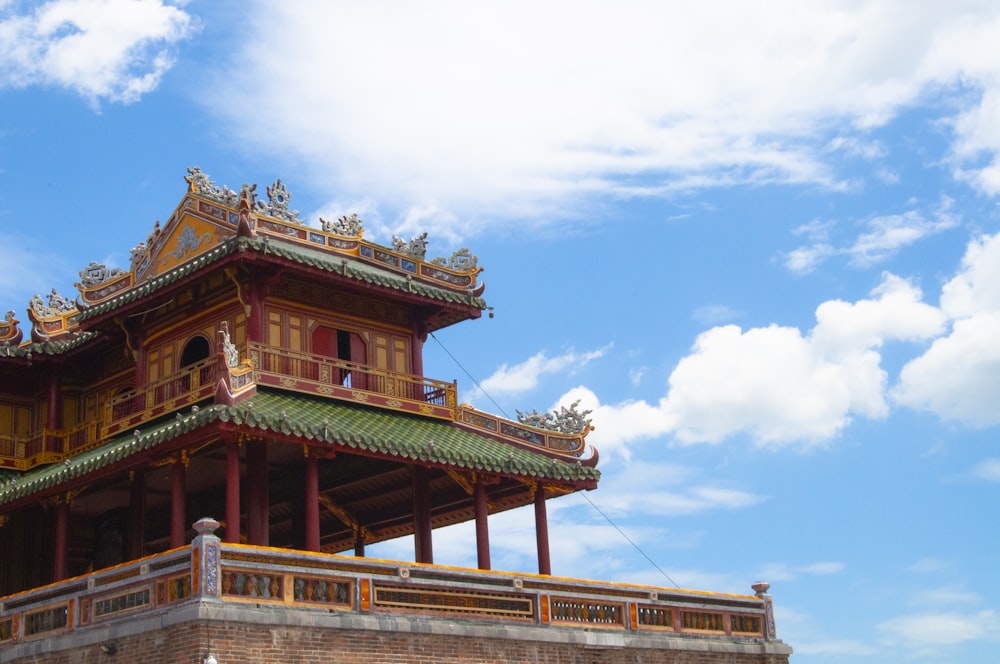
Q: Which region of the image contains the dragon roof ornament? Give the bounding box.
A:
[185,166,238,207]
[320,213,364,237]
[516,400,594,435]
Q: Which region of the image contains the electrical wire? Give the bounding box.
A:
[429,331,680,588]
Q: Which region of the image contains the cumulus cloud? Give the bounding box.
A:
[0,0,193,105]
[663,275,943,446]
[553,274,944,450]
[894,230,1000,426]
[197,1,1000,234]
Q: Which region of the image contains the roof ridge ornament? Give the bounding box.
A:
[78,261,125,288]
[258,178,301,223]
[320,213,364,237]
[186,166,238,207]
[516,400,594,435]
[430,248,479,273]
[391,232,428,260]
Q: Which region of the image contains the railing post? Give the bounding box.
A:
[752,582,776,641]
[193,518,222,601]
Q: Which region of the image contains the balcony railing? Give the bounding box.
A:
[0,341,591,471]
[0,520,778,649]
[102,357,216,438]
[249,342,458,420]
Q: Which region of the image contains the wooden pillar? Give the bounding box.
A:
[225,438,241,543]
[410,327,424,377]
[474,480,491,570]
[170,458,186,548]
[412,466,433,564]
[246,440,269,546]
[354,529,365,557]
[52,497,69,582]
[304,450,320,552]
[46,371,60,431]
[128,470,146,559]
[534,484,551,576]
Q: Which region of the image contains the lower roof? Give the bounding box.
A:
[0,389,599,509]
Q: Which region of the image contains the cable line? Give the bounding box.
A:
[430,330,680,588]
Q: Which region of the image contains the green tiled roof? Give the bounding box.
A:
[79,236,486,322]
[0,390,598,506]
[0,331,98,358]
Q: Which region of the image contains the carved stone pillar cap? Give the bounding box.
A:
[751,581,771,596]
[193,517,221,536]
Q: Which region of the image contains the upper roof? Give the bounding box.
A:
[0,167,488,349]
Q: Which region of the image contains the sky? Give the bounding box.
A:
[2,1,1000,661]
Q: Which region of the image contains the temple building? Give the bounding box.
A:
[0,169,791,662]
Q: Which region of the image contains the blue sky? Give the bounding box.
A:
[3,1,1000,661]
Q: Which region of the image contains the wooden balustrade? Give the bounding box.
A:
[249,342,457,420]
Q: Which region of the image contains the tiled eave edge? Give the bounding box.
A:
[78,236,487,325]
[0,331,99,359]
[0,393,598,509]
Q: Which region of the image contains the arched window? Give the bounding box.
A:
[180,336,211,367]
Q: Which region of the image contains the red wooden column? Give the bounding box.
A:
[225,438,241,543]
[534,483,551,576]
[304,449,320,552]
[128,470,146,559]
[170,456,187,548]
[474,480,491,570]
[354,529,366,557]
[246,440,269,546]
[412,466,433,564]
[410,326,425,377]
[46,370,60,433]
[52,496,69,582]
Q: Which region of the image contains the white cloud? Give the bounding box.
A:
[879,610,1000,647]
[0,0,193,105]
[894,231,1000,425]
[477,346,609,397]
[691,304,741,326]
[664,274,941,446]
[971,458,1000,482]
[909,557,951,574]
[201,1,1000,233]
[847,202,960,268]
[784,198,960,274]
[757,561,845,582]
[910,585,983,607]
[559,274,943,450]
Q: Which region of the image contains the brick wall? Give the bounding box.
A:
[0,621,789,664]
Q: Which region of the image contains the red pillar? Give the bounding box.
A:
[53,497,69,581]
[46,371,60,456]
[474,480,491,570]
[410,327,424,377]
[225,438,241,543]
[128,470,146,559]
[170,458,186,548]
[412,466,433,564]
[246,440,269,546]
[304,451,320,552]
[534,484,551,576]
